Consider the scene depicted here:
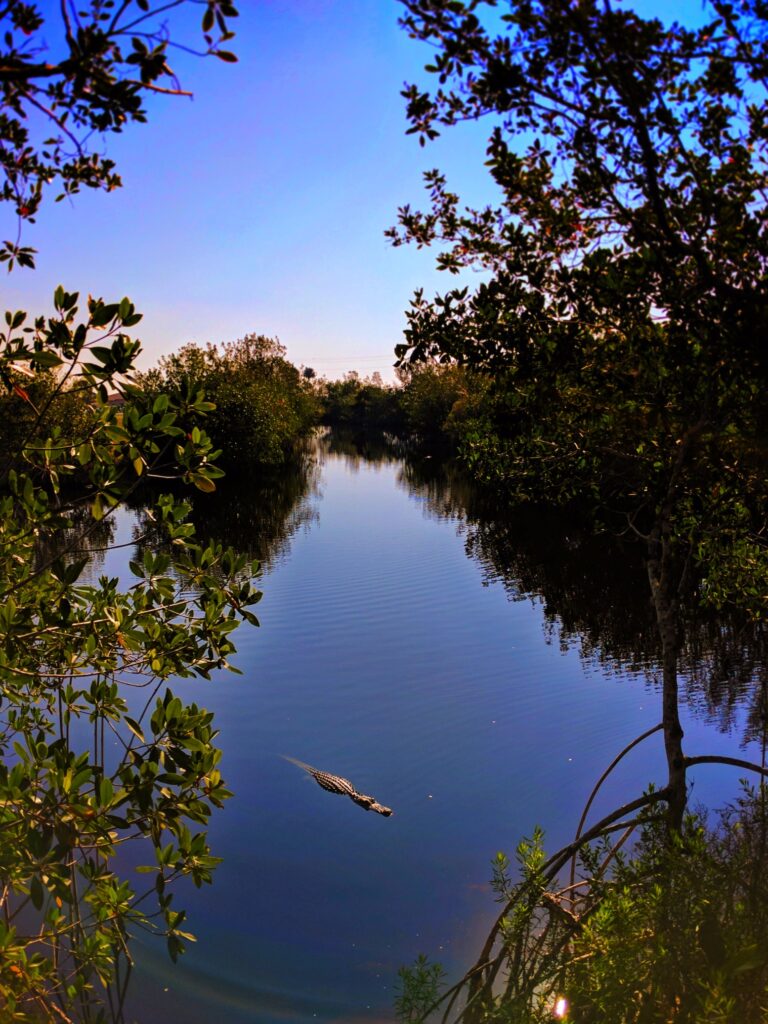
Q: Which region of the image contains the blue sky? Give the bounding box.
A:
[3,0,709,381]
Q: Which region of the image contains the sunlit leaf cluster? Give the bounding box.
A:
[0,289,260,1021]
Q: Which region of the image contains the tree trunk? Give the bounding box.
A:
[647,524,687,830]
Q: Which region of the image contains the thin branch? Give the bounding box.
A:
[685,754,768,778]
[569,723,663,893]
[123,79,192,97]
[117,1,188,35]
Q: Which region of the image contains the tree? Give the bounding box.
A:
[399,363,489,447]
[0,292,262,1022]
[138,335,320,469]
[320,372,405,435]
[0,1,238,269]
[0,3,250,1020]
[391,0,768,828]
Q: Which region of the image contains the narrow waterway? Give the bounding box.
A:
[112,435,762,1023]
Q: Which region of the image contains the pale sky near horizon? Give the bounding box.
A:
[2,0,708,382]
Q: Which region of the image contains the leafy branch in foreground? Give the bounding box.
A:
[0,0,238,269]
[0,289,261,1022]
[396,954,447,1024]
[398,735,768,1024]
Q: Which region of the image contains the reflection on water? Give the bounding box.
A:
[321,430,404,472]
[128,439,322,572]
[37,507,117,583]
[398,455,768,747]
[116,433,765,1023]
[187,443,321,570]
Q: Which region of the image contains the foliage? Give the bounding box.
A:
[0,1,249,1018]
[318,366,490,448]
[132,441,321,571]
[391,6,768,1009]
[391,0,768,604]
[0,0,238,269]
[398,363,490,447]
[398,786,768,1024]
[394,0,768,371]
[395,954,446,1024]
[0,290,262,1021]
[0,365,97,472]
[319,371,405,435]
[138,335,320,471]
[392,0,768,824]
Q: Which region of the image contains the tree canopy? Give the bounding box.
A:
[0,0,238,269]
[0,3,252,1019]
[391,0,768,826]
[138,335,320,470]
[393,0,768,375]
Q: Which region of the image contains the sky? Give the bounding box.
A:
[3,0,710,382]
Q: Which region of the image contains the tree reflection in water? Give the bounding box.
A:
[390,454,768,1024]
[396,456,768,749]
[129,439,322,572]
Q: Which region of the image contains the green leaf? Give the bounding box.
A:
[125,717,145,743]
[30,876,44,910]
[90,304,119,328]
[99,777,114,806]
[193,475,216,493]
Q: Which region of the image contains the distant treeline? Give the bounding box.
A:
[137,344,490,468]
[0,338,489,484]
[139,348,493,466]
[318,365,489,451]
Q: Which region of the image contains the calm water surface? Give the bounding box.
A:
[107,437,762,1023]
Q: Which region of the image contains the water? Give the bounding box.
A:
[112,436,764,1023]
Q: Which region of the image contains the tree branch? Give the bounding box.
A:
[685,755,768,778]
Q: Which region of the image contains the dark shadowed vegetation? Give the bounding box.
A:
[317,365,490,451]
[0,3,259,1021]
[391,0,768,818]
[137,336,320,473]
[399,785,768,1024]
[390,0,768,1017]
[318,371,404,435]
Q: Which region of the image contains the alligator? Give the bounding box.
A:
[283,756,393,816]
